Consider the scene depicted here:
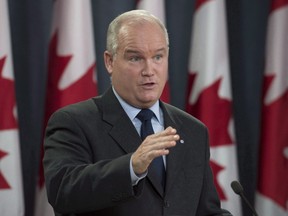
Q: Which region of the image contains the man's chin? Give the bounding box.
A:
[139,97,159,107]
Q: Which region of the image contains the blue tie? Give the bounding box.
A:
[137,109,166,188]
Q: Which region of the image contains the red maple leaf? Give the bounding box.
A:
[186,73,233,147]
[38,32,97,188]
[0,149,11,189]
[186,72,234,200]
[160,82,170,103]
[0,56,17,130]
[210,160,226,200]
[258,74,288,210]
[0,56,16,190]
[45,32,97,120]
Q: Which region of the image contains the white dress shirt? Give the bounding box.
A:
[112,87,165,185]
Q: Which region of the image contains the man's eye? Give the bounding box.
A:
[154,55,163,61]
[130,56,141,62]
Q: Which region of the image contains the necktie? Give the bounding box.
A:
[137,109,166,188]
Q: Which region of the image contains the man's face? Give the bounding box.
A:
[104,21,169,108]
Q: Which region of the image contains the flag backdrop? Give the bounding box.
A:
[136,0,165,23]
[136,0,170,103]
[256,0,288,215]
[0,0,25,215]
[186,0,241,215]
[6,0,280,215]
[34,0,98,215]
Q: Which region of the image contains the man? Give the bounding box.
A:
[43,10,232,216]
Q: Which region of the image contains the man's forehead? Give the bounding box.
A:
[118,21,165,39]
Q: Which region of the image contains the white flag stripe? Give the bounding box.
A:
[188,0,231,104]
[256,192,287,215]
[34,186,54,216]
[52,0,96,89]
[0,0,25,215]
[187,0,241,215]
[137,0,165,24]
[263,6,288,104]
[0,0,14,80]
[0,131,24,216]
[210,145,239,213]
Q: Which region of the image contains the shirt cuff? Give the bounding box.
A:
[130,157,147,186]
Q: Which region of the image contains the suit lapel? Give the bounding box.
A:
[101,88,141,154]
[109,115,141,154]
[160,103,188,194]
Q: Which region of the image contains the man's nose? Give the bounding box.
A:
[141,59,154,76]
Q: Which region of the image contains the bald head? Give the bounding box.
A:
[106,10,169,56]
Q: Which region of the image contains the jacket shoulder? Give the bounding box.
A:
[51,96,102,119]
[162,102,206,128]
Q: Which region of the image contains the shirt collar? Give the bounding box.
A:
[112,87,161,122]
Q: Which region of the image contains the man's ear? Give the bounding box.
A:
[104,51,113,75]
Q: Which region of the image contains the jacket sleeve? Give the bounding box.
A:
[43,109,142,214]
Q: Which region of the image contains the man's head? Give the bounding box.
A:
[104,10,169,109]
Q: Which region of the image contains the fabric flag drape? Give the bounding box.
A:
[256,0,288,215]
[34,0,98,215]
[0,0,25,215]
[186,0,241,215]
[136,0,170,103]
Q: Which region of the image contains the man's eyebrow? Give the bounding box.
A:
[124,49,141,54]
[155,48,167,53]
[124,47,167,54]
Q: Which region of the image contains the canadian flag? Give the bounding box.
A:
[34,0,98,215]
[255,0,288,215]
[0,0,25,215]
[136,0,170,103]
[186,0,241,215]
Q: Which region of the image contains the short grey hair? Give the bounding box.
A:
[106,10,169,56]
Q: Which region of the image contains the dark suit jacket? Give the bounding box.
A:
[43,87,232,216]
